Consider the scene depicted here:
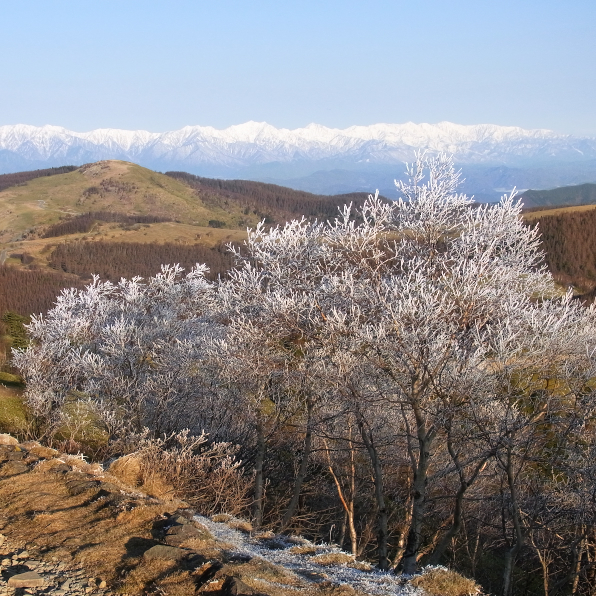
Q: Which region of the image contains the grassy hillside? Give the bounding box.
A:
[520,182,596,209]
[166,170,382,222]
[0,160,253,244]
[0,165,78,193]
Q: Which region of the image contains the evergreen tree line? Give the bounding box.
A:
[48,241,234,283]
[0,265,85,317]
[42,211,172,238]
[0,166,78,193]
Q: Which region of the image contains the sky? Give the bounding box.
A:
[1,0,595,135]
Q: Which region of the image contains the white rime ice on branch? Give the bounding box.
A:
[13,154,596,588]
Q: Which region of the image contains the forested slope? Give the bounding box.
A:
[524,206,596,297]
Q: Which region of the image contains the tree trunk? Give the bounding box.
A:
[501,447,524,596]
[358,417,390,570]
[280,398,313,531]
[399,431,432,574]
[428,480,466,566]
[429,443,489,566]
[324,435,359,556]
[252,416,266,528]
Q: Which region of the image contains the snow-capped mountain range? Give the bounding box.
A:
[2,121,596,169]
[1,121,596,199]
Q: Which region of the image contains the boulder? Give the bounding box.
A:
[164,522,211,546]
[65,478,101,496]
[222,576,255,596]
[143,545,187,562]
[8,571,45,588]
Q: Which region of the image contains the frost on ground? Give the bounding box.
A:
[196,514,424,596]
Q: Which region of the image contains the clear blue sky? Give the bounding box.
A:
[2,0,595,135]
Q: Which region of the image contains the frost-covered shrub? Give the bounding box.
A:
[14,264,222,442]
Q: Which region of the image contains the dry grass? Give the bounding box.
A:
[120,558,196,596]
[108,453,143,487]
[226,518,253,533]
[233,556,299,586]
[409,567,481,596]
[127,432,252,517]
[289,545,319,555]
[523,204,596,221]
[311,552,372,571]
[0,160,252,239]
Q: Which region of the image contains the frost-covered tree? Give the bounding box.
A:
[222,153,596,575]
[14,264,222,445]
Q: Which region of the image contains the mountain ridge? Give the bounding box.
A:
[2,121,595,171]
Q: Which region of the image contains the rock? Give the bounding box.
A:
[169,514,191,526]
[0,534,4,547]
[65,479,101,496]
[221,576,255,596]
[98,581,107,589]
[226,553,252,563]
[172,508,195,520]
[164,523,211,546]
[192,560,221,582]
[8,571,45,588]
[0,434,18,446]
[143,545,187,562]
